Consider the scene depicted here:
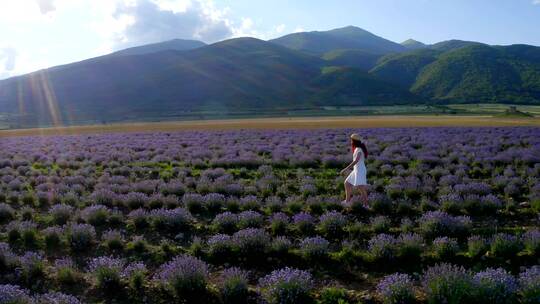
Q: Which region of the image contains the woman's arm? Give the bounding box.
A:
[340,152,362,175]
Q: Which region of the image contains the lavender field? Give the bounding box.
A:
[0,127,539,303]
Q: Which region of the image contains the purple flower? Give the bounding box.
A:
[490,233,522,258]
[519,266,540,304]
[422,263,474,303]
[318,211,347,238]
[432,237,459,259]
[38,292,82,304]
[368,234,397,260]
[90,189,117,207]
[522,229,540,255]
[153,255,209,295]
[220,267,250,302]
[18,251,45,277]
[49,204,74,225]
[467,235,488,257]
[121,192,148,210]
[122,262,147,279]
[87,256,124,273]
[473,268,517,303]
[0,242,17,269]
[150,207,194,231]
[237,210,264,229]
[370,215,391,233]
[160,180,186,196]
[271,236,293,254]
[299,236,330,259]
[376,273,415,304]
[396,233,423,259]
[232,228,270,255]
[127,209,149,228]
[0,284,32,303]
[293,212,316,235]
[239,195,259,210]
[418,211,471,238]
[258,267,314,304]
[66,223,96,252]
[212,212,238,233]
[203,193,226,210]
[54,257,75,270]
[80,205,110,226]
[0,203,15,223]
[207,234,233,257]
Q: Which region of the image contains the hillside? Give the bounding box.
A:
[322,49,382,71]
[0,37,413,127]
[401,39,427,50]
[1,25,540,128]
[429,39,485,52]
[311,67,421,105]
[270,26,406,55]
[370,49,441,88]
[111,39,206,56]
[411,44,540,103]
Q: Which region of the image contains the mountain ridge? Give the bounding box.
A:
[1,25,539,128]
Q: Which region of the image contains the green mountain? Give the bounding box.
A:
[270,26,406,55]
[370,49,441,88]
[111,39,206,56]
[429,39,485,52]
[0,37,411,127]
[401,39,427,50]
[312,67,420,105]
[411,44,540,103]
[1,26,540,128]
[322,49,381,71]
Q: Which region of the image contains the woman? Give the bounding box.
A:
[340,133,369,207]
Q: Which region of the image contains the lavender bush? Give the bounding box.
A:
[299,236,330,260]
[490,233,522,259]
[153,254,209,298]
[87,256,125,292]
[519,266,540,304]
[38,292,82,304]
[431,237,459,259]
[522,229,540,256]
[0,284,32,304]
[258,267,314,304]
[219,267,250,303]
[422,263,474,304]
[0,127,537,303]
[473,268,517,304]
[376,273,416,304]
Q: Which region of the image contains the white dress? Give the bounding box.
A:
[345,147,367,186]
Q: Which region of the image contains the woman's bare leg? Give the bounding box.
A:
[358,185,368,206]
[344,181,353,202]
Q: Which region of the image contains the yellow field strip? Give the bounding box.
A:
[1,116,539,137]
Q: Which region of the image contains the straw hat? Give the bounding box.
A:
[350,133,363,142]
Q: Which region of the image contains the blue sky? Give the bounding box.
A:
[1,0,539,79]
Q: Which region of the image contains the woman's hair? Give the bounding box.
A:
[351,139,368,158]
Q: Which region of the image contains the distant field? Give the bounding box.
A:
[1,115,539,137]
[1,103,539,130]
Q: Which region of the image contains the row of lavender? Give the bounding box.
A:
[1,252,539,304]
[0,127,539,303]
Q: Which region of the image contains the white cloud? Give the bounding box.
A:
[0,47,17,71]
[109,0,234,50]
[275,24,286,34]
[0,47,17,79]
[35,0,56,14]
[0,0,290,79]
[534,0,540,4]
